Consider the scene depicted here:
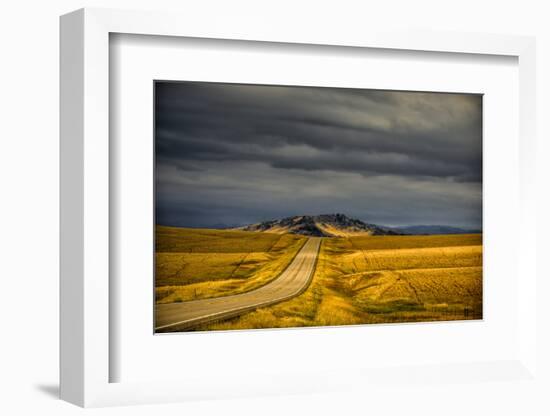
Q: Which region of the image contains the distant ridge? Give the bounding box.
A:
[236,213,401,237]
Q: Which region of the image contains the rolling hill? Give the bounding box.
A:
[393,225,482,235]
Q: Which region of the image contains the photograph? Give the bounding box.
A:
[154,81,483,333]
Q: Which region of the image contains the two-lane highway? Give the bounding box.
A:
[155,237,321,332]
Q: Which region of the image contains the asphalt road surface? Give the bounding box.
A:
[155,237,321,332]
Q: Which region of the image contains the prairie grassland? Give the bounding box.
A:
[344,233,482,251]
[201,234,482,330]
[156,225,291,252]
[339,245,482,274]
[155,226,306,303]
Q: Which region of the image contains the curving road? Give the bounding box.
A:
[155,237,321,332]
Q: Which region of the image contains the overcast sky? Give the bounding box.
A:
[155,81,482,229]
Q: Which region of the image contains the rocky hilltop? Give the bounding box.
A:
[237,213,401,237]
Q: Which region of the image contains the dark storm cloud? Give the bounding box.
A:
[155,81,482,228]
[156,82,482,181]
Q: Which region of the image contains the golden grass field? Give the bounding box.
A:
[155,226,306,303]
[198,233,482,330]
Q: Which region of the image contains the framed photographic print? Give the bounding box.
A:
[60,7,539,409]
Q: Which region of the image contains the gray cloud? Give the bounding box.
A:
[155,81,482,228]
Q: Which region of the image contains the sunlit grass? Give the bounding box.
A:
[201,234,482,330]
[155,226,306,302]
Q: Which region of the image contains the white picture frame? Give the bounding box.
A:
[60,7,538,408]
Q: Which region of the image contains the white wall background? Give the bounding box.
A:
[0,1,548,415]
